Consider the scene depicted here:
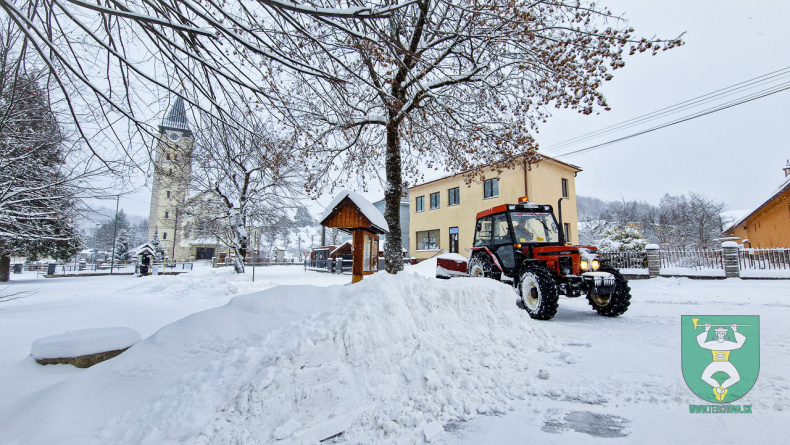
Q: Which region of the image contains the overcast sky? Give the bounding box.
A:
[104,0,790,222]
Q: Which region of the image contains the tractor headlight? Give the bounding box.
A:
[580,260,589,271]
[592,259,600,270]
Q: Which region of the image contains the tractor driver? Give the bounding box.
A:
[514,218,533,242]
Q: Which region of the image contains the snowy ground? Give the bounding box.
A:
[0,261,788,444]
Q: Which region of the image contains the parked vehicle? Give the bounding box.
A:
[437,197,631,320]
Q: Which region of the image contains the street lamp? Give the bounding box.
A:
[93,223,100,269]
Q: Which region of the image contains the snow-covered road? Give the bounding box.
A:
[0,263,787,444]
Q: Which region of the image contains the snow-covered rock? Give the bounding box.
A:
[31,328,141,361]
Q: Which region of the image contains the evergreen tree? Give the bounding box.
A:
[0,68,81,281]
[294,206,315,227]
[114,229,132,263]
[150,230,164,262]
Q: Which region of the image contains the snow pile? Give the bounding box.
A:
[122,266,280,303]
[1,273,562,445]
[31,328,141,360]
[405,257,445,278]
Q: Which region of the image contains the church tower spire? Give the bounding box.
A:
[148,96,194,260]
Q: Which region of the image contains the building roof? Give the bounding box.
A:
[320,190,389,234]
[408,154,581,191]
[726,176,790,231]
[159,96,193,137]
[330,241,352,255]
[133,243,156,256]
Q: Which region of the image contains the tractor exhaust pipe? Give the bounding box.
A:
[557,198,566,245]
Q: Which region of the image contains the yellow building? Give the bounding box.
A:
[408,156,582,260]
[724,162,790,248]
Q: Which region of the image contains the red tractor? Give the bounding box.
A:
[436,197,631,320]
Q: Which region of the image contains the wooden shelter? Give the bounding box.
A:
[320,191,389,283]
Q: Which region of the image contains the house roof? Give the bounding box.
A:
[408,154,581,191]
[726,176,790,231]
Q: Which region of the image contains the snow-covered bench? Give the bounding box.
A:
[31,327,142,368]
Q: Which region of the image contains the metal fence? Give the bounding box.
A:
[738,248,790,270]
[599,251,647,269]
[304,258,352,273]
[660,249,724,270]
[601,247,790,273]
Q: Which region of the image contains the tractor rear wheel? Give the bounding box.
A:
[519,266,559,320]
[587,268,631,317]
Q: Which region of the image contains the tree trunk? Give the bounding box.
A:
[228,208,247,274]
[0,255,10,282]
[384,121,404,274]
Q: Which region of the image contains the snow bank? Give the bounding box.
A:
[31,328,141,360]
[1,273,561,445]
[122,265,281,303]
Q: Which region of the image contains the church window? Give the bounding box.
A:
[163,232,167,239]
[165,211,169,219]
[166,191,171,198]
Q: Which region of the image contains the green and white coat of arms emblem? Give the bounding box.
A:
[681,315,759,403]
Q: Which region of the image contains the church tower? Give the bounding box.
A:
[148,96,194,260]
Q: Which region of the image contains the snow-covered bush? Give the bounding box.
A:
[595,225,649,252]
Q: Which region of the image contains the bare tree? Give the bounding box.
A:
[183,110,301,273]
[260,0,681,272]
[0,0,416,176]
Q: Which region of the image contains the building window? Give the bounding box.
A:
[448,187,460,206]
[166,191,171,198]
[430,192,440,210]
[483,178,499,199]
[415,196,425,212]
[163,232,167,240]
[562,178,569,198]
[168,168,173,175]
[416,229,440,250]
[165,211,169,219]
[564,223,570,243]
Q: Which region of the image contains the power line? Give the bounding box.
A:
[545,65,790,154]
[554,80,790,159]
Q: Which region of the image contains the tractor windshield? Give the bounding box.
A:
[510,212,561,243]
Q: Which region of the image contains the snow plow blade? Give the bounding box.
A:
[436,254,469,279]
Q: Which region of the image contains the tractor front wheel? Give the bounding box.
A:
[467,254,501,281]
[519,267,559,320]
[587,268,631,317]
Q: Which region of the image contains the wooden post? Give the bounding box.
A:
[352,230,364,283]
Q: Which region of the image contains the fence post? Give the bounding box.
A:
[722,241,741,278]
[646,244,660,278]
